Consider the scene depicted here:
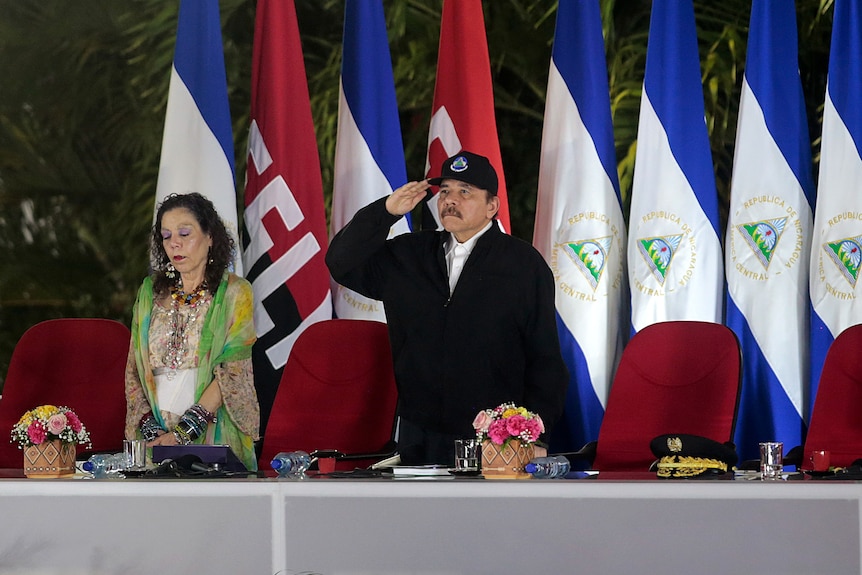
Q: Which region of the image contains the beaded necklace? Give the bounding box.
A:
[162,282,210,375]
[170,282,209,306]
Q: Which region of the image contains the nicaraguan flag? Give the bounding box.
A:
[726,0,814,461]
[330,0,410,322]
[533,0,627,453]
[627,0,723,330]
[155,0,242,274]
[810,0,862,409]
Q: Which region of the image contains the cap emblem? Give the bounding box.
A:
[667,436,683,453]
[450,156,469,172]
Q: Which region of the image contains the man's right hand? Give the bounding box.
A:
[386,179,430,216]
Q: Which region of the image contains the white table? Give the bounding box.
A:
[0,475,858,574]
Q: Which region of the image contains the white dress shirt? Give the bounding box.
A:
[445,221,493,294]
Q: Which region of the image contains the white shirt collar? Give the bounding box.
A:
[445,220,493,257]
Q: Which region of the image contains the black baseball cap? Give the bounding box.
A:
[428,151,498,196]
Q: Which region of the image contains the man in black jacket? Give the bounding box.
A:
[326,151,569,465]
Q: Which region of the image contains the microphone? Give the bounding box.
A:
[146,454,202,477]
[146,458,177,476]
[173,454,204,471]
[189,458,220,474]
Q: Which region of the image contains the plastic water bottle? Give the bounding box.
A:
[82,453,126,478]
[270,451,311,477]
[525,455,571,479]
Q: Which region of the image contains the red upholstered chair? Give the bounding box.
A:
[0,318,130,469]
[258,319,398,474]
[577,321,742,472]
[802,324,862,469]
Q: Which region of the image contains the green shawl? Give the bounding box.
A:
[131,272,258,471]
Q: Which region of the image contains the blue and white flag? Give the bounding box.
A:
[155,0,242,274]
[330,0,410,321]
[533,0,627,453]
[627,0,722,330]
[726,0,814,461]
[810,0,862,409]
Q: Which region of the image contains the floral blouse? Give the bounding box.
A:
[124,292,259,440]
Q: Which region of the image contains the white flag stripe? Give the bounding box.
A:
[156,68,242,275]
[727,78,811,414]
[331,82,410,321]
[628,91,723,328]
[536,62,624,408]
[332,85,406,235]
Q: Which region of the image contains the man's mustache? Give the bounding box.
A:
[441,206,461,218]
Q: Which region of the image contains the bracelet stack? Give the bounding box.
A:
[139,413,164,442]
[172,404,216,445]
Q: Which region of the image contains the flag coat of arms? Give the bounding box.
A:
[424,0,510,233]
[155,0,242,274]
[533,0,627,452]
[330,0,410,322]
[627,0,723,330]
[243,0,333,431]
[810,0,862,407]
[726,0,814,460]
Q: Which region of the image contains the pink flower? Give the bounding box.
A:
[47,413,67,435]
[523,418,543,442]
[27,421,47,445]
[505,414,528,438]
[65,411,82,433]
[533,414,545,434]
[487,420,510,445]
[472,410,493,433]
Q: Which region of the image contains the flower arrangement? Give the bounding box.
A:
[10,405,91,449]
[472,402,544,447]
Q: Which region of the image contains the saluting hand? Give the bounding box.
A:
[386,179,430,216]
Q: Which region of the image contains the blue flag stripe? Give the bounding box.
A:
[728,298,806,455]
[552,0,620,201]
[173,0,235,175]
[744,1,815,203]
[643,0,720,235]
[551,313,605,457]
[342,0,406,191]
[828,0,862,158]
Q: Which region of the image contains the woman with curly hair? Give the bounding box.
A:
[124,193,259,471]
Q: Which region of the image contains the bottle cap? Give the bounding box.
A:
[525,463,537,474]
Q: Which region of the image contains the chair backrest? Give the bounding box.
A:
[0,318,131,468]
[591,321,742,472]
[804,324,862,468]
[258,319,398,472]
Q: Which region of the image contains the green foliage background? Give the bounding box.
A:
[0,0,834,391]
